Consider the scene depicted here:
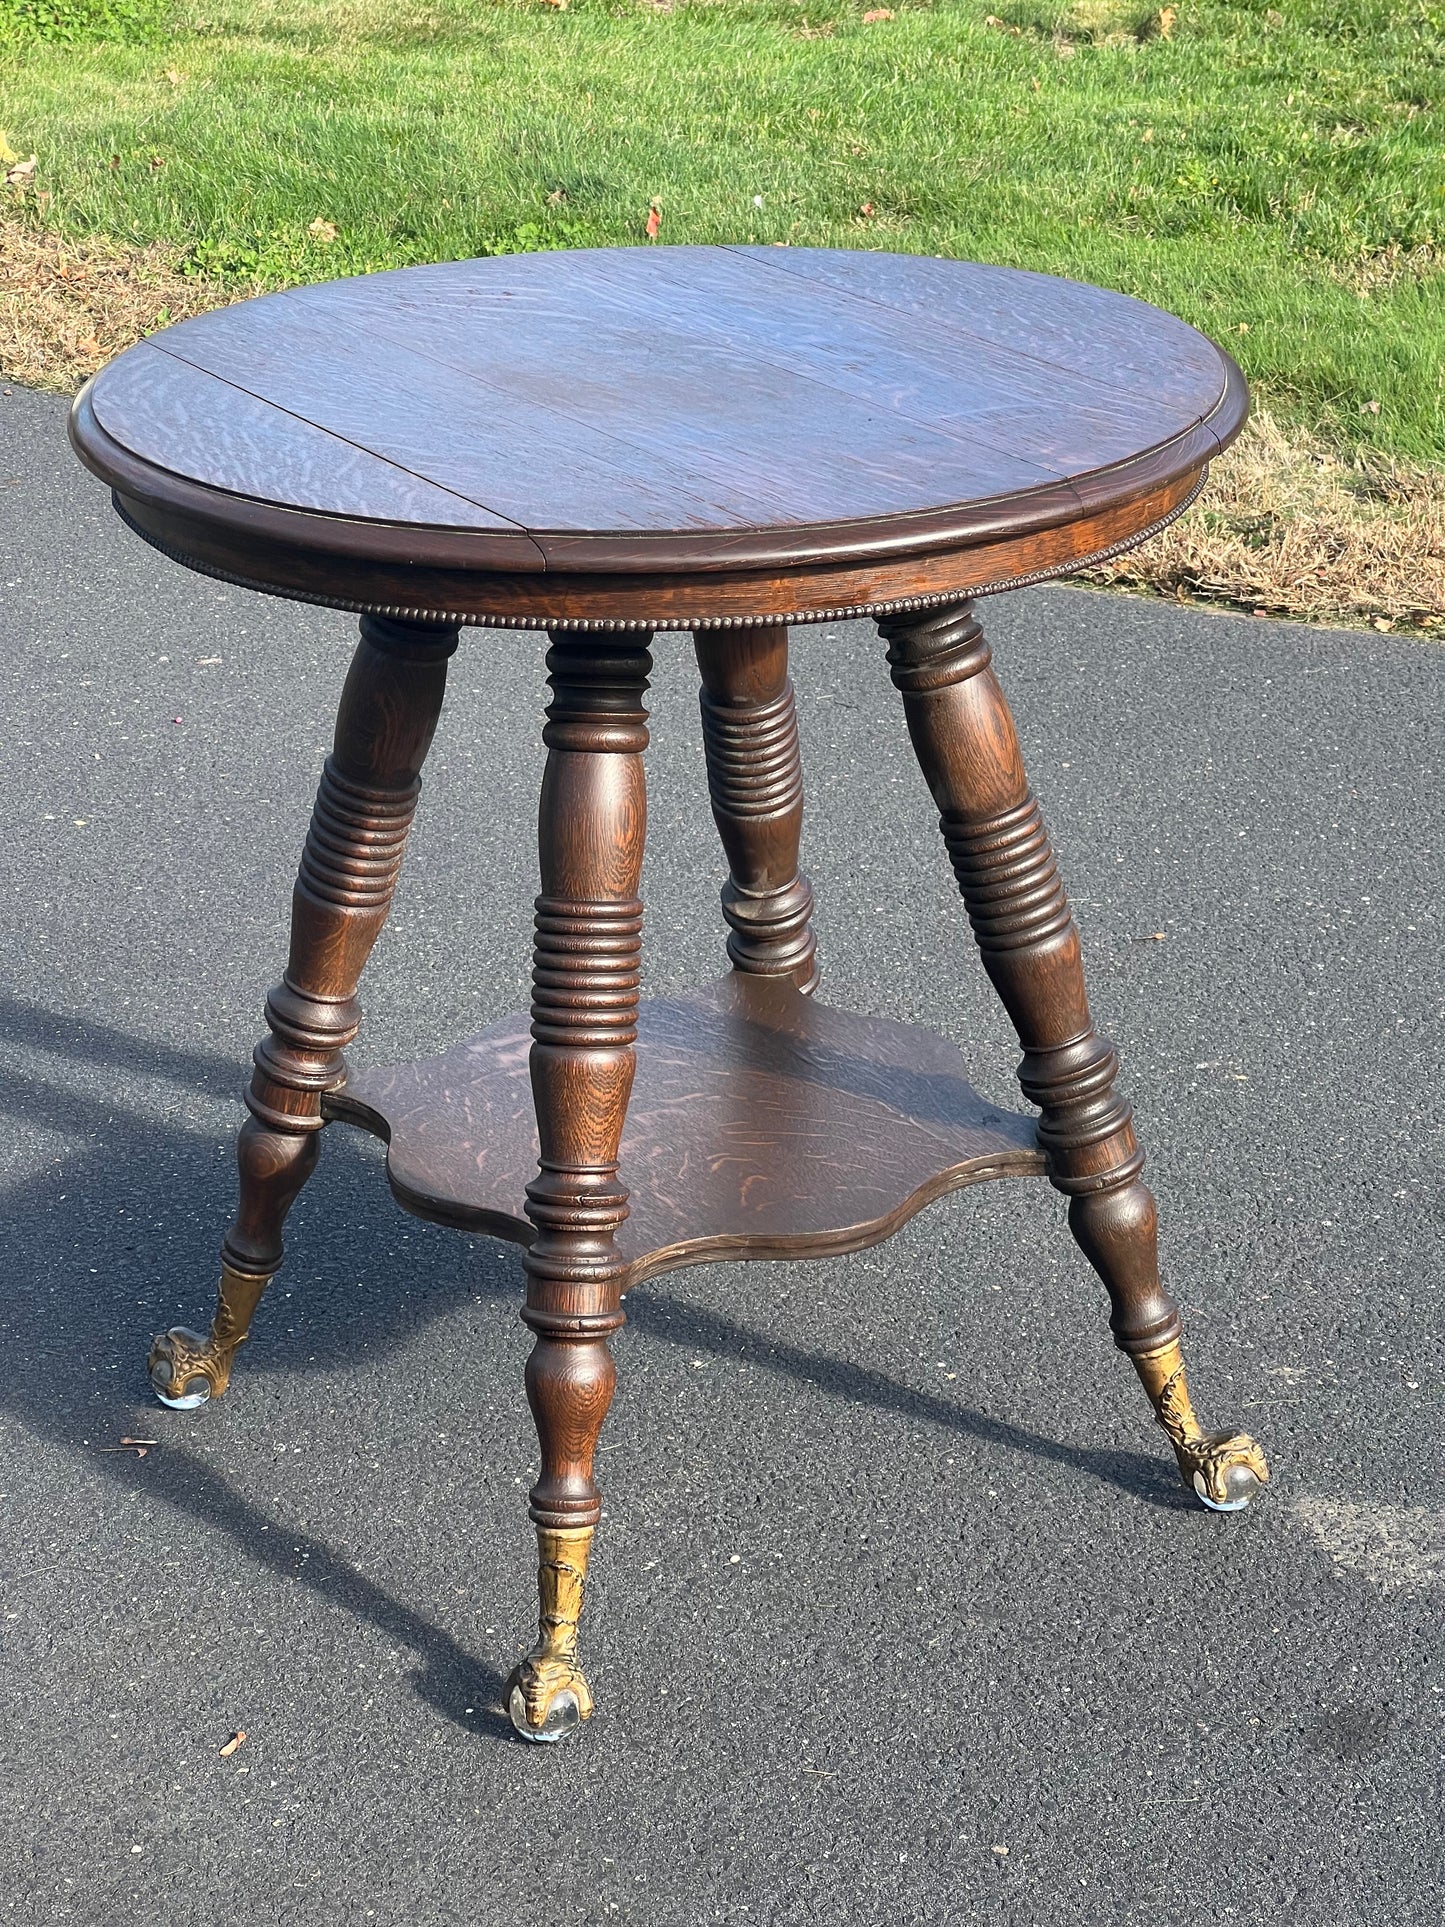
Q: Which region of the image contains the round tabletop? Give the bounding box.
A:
[69,246,1245,631]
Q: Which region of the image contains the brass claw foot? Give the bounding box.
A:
[506,1526,596,1744]
[1173,1428,1271,1512]
[506,1650,594,1743]
[148,1327,229,1409]
[1134,1340,1270,1512]
[147,1261,270,1410]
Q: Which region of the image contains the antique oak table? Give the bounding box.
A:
[70,246,1270,1742]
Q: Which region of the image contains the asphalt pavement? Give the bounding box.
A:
[1,380,1441,1926]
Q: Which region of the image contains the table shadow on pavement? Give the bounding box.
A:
[0,990,1185,1747]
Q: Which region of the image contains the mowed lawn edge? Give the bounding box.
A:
[4,0,1442,629]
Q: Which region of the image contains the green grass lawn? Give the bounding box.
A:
[3,0,1443,458]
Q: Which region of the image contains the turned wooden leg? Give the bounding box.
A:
[148,615,459,1409]
[694,624,818,993]
[882,602,1268,1511]
[506,633,650,1741]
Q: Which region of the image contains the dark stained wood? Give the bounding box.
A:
[152,270,1063,529]
[694,625,818,993]
[97,250,1269,1732]
[880,600,1182,1359]
[518,635,651,1533]
[230,614,458,1275]
[91,431,1211,631]
[326,973,1046,1285]
[732,249,1235,420]
[113,296,745,535]
[879,598,1265,1512]
[147,614,459,1398]
[68,247,1247,630]
[85,342,507,529]
[565,246,1209,469]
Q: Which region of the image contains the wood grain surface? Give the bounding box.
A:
[68,247,1246,628]
[882,598,1184,1356]
[326,972,1047,1286]
[695,624,819,992]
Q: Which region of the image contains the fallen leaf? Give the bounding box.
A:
[163,68,184,85]
[645,201,662,240]
[5,157,38,189]
[1157,5,1176,36]
[1140,126,1154,142]
[218,1730,247,1757]
[862,7,894,18]
[0,132,17,166]
[1361,399,1381,415]
[98,1436,158,1457]
[148,155,165,172]
[858,201,876,216]
[307,218,338,242]
[1372,616,1393,630]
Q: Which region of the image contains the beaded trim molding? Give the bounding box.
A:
[116,472,1205,634]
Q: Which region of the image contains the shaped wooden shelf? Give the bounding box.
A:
[325,974,1047,1287]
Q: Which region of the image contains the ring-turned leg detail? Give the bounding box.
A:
[148,614,458,1408]
[694,624,818,993]
[882,601,1268,1510]
[506,633,650,1741]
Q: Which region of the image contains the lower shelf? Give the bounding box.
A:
[326,973,1047,1287]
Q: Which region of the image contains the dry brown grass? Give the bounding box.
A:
[3,213,1441,637]
[0,215,241,392]
[1083,411,1445,635]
